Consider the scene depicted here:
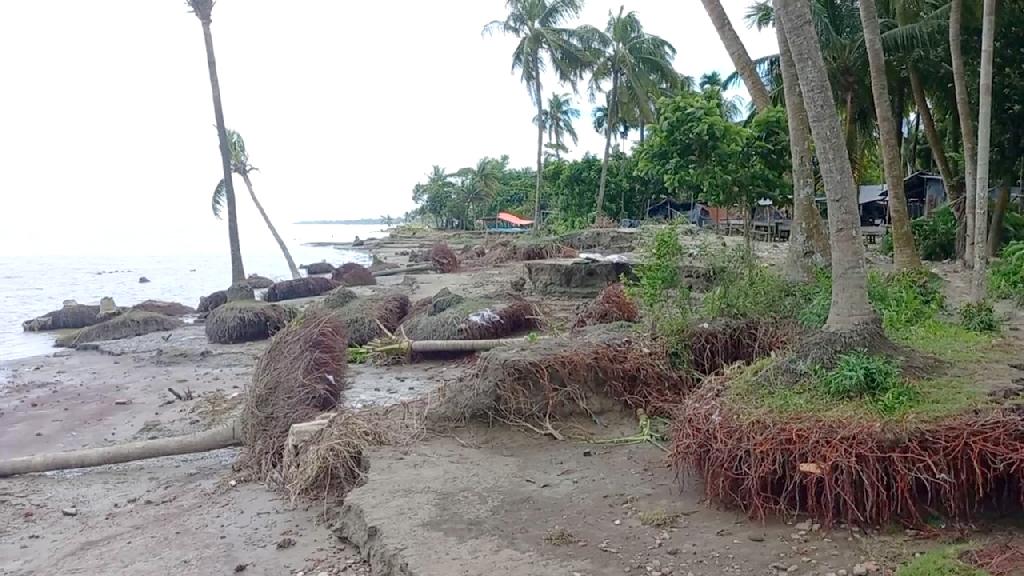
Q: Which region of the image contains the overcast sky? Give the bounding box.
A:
[0,1,777,256]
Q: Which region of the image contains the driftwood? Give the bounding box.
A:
[0,422,241,478]
[372,264,433,277]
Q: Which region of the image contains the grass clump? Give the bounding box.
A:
[881,206,957,261]
[816,351,917,416]
[868,268,944,332]
[960,301,1000,333]
[890,319,993,363]
[638,509,679,528]
[990,241,1024,305]
[897,548,989,576]
[543,527,578,546]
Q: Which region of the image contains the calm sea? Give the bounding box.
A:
[0,223,381,364]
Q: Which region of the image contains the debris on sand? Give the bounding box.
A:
[572,283,638,329]
[265,277,337,302]
[56,310,183,347]
[429,243,458,273]
[131,300,195,317]
[205,301,296,344]
[246,274,274,289]
[238,311,348,481]
[399,289,538,341]
[301,262,335,275]
[22,302,107,332]
[332,263,376,287]
[318,291,410,347]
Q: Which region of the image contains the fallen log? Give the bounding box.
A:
[0,421,241,478]
[371,263,433,277]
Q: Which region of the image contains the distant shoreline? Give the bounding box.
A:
[295,219,389,225]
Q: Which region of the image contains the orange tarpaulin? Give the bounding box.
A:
[497,212,534,226]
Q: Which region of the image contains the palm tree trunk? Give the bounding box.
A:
[908,68,960,214]
[532,62,545,231]
[596,78,617,222]
[700,0,771,112]
[858,0,919,270]
[843,88,858,174]
[774,0,830,280]
[950,0,978,266]
[987,183,1010,257]
[200,19,245,284]
[972,0,997,301]
[240,172,300,280]
[778,0,875,330]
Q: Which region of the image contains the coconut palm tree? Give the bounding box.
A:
[699,0,772,112]
[857,0,920,270]
[777,0,875,330]
[212,130,300,280]
[484,0,591,228]
[586,7,677,221]
[454,158,503,226]
[972,0,997,301]
[769,0,831,280]
[535,92,580,160]
[186,0,244,283]
[949,0,978,264]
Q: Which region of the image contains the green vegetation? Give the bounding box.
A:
[959,301,1000,333]
[896,548,988,576]
[816,352,916,416]
[637,509,679,528]
[867,269,944,332]
[625,225,689,336]
[990,240,1024,305]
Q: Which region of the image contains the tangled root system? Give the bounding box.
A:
[205,301,295,344]
[400,290,538,341]
[572,283,638,329]
[681,318,796,376]
[332,263,376,287]
[56,310,182,347]
[266,277,338,302]
[238,311,348,481]
[672,379,1024,527]
[321,292,410,346]
[429,242,458,273]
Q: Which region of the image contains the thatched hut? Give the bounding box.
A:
[56,311,182,347]
[205,301,296,344]
[266,277,337,302]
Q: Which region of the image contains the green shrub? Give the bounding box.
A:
[817,351,916,416]
[867,268,945,332]
[883,207,957,261]
[794,269,832,328]
[989,240,1024,305]
[626,225,690,333]
[959,301,1000,333]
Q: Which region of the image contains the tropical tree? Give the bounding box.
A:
[212,130,300,280]
[585,7,677,222]
[536,92,580,159]
[186,0,244,283]
[777,0,875,330]
[972,0,997,301]
[949,0,978,264]
[454,157,504,225]
[485,0,591,228]
[857,0,919,270]
[699,0,772,112]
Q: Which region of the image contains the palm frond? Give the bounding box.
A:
[212,178,226,219]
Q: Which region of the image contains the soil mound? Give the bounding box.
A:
[266,277,337,302]
[400,289,538,341]
[56,310,182,347]
[332,263,376,287]
[205,301,295,344]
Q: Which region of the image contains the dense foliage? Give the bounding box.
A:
[989,240,1024,305]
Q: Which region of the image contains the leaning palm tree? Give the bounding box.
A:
[699,0,772,112]
[186,0,244,283]
[587,7,677,221]
[485,0,590,228]
[212,130,300,280]
[535,92,580,160]
[972,0,997,301]
[777,0,875,330]
[857,0,919,270]
[949,0,978,264]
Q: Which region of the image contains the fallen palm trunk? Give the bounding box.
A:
[351,336,528,364]
[371,263,433,277]
[0,422,242,478]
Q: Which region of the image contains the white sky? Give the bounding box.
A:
[0,1,776,256]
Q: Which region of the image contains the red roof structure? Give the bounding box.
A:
[497,212,534,226]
